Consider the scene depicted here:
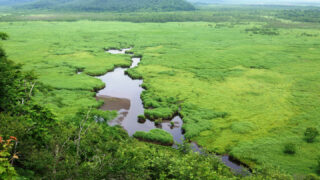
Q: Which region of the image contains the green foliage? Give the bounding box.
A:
[283,143,296,155]
[276,9,320,23]
[247,165,293,180]
[133,129,174,145]
[1,8,320,176]
[0,46,58,179]
[22,0,195,12]
[0,137,18,180]
[304,174,320,180]
[0,32,9,40]
[0,8,279,23]
[245,27,279,35]
[177,140,192,154]
[304,127,319,143]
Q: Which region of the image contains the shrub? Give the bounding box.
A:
[304,174,320,180]
[133,129,173,146]
[304,127,319,143]
[0,32,9,40]
[283,143,296,154]
[177,140,191,154]
[245,27,279,35]
[0,136,18,179]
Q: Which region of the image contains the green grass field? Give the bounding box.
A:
[1,12,320,176]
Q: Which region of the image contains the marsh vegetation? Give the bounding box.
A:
[0,3,320,179]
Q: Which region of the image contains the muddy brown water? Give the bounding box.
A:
[92,48,249,174]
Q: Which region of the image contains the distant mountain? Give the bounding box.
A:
[18,0,196,12]
[187,0,320,6]
[0,0,35,6]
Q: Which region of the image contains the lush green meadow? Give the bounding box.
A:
[1,9,320,177]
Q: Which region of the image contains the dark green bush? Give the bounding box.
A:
[304,127,319,143]
[0,32,9,40]
[283,143,296,154]
[245,27,279,36]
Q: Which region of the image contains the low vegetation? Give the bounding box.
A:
[245,27,279,35]
[133,129,174,145]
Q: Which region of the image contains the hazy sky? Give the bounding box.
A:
[188,0,320,4]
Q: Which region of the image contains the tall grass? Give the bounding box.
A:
[133,129,174,145]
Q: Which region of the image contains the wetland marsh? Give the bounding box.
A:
[1,7,320,178]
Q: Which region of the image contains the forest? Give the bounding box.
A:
[1,2,320,180]
[6,0,195,12]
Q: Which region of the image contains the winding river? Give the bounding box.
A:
[93,48,249,175]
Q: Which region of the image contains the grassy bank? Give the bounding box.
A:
[133,129,174,145]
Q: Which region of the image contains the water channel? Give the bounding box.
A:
[92,48,249,175]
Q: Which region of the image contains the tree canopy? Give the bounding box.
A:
[20,0,195,12]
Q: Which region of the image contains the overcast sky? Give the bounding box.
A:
[188,0,320,5]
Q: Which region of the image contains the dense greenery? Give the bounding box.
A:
[133,129,174,145]
[276,9,320,23]
[0,136,18,179]
[0,43,236,179]
[0,5,320,179]
[0,33,294,180]
[0,9,270,22]
[19,0,195,12]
